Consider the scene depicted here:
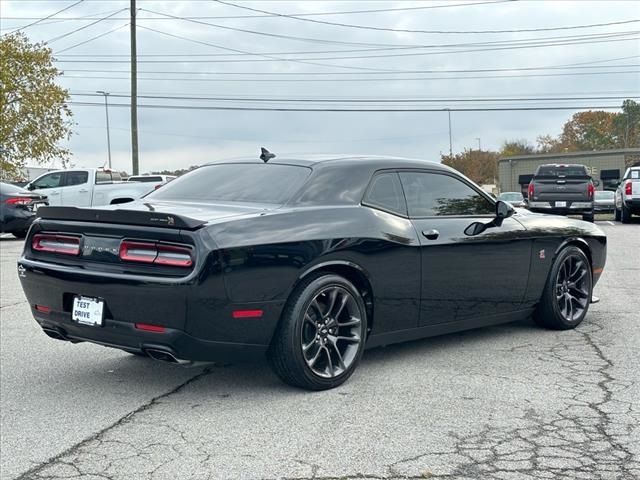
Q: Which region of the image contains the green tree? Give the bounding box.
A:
[441,149,499,184]
[0,33,73,179]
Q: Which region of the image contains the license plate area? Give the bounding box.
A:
[555,201,567,207]
[72,296,104,326]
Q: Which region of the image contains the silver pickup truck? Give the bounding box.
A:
[527,164,595,222]
[615,166,640,223]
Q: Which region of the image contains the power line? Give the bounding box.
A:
[58,70,640,82]
[69,92,638,103]
[7,0,84,34]
[45,8,128,44]
[214,0,640,35]
[0,1,513,22]
[59,64,640,76]
[54,23,129,54]
[67,101,625,112]
[51,31,640,63]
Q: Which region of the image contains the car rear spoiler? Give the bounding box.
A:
[37,206,206,230]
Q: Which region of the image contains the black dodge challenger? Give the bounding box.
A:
[18,155,606,390]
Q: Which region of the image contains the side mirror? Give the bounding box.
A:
[25,183,34,191]
[593,179,601,187]
[495,200,515,219]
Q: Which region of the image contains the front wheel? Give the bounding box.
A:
[533,246,592,330]
[268,273,367,390]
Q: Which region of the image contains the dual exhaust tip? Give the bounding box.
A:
[40,327,192,366]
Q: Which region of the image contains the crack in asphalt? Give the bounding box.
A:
[14,368,214,480]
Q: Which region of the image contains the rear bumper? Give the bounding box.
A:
[18,257,280,362]
[528,201,593,215]
[623,198,640,212]
[33,309,267,362]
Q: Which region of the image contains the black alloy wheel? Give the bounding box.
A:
[268,273,367,390]
[534,246,593,330]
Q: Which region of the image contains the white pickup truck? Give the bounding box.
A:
[614,166,640,223]
[25,169,161,207]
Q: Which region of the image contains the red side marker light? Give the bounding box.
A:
[134,323,166,333]
[232,310,263,319]
[35,305,52,314]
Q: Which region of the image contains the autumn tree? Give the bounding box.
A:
[0,33,73,179]
[441,149,499,184]
[500,139,535,156]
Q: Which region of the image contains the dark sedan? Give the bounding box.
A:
[1,182,48,238]
[18,154,606,390]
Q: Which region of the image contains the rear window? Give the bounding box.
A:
[147,163,312,205]
[499,192,523,201]
[95,171,121,183]
[535,165,589,178]
[0,182,25,194]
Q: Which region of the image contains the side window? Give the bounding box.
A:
[363,172,407,216]
[32,172,63,189]
[65,171,88,186]
[399,172,494,217]
[95,171,112,183]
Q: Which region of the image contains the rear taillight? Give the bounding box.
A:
[32,234,81,255]
[119,240,193,267]
[528,182,534,199]
[625,181,633,195]
[588,182,595,200]
[4,197,31,205]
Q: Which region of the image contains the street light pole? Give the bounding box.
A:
[476,137,481,151]
[96,91,112,169]
[447,109,452,157]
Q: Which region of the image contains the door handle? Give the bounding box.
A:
[422,229,440,240]
[79,189,89,193]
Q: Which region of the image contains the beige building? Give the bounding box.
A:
[498,148,640,195]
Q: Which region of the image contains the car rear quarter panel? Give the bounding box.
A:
[207,206,422,336]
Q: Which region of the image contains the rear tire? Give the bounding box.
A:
[533,246,592,330]
[12,230,28,239]
[621,203,632,224]
[614,207,621,222]
[582,213,594,223]
[268,273,367,390]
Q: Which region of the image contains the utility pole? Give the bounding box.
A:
[476,137,481,151]
[130,0,139,175]
[96,91,112,169]
[446,109,452,157]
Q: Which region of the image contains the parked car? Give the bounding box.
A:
[18,155,606,390]
[25,169,162,207]
[594,190,615,214]
[127,174,176,183]
[0,182,48,238]
[527,164,595,222]
[497,191,525,207]
[614,166,640,223]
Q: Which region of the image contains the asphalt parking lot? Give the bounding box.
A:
[1,220,638,480]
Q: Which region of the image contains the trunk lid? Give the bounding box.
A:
[532,177,592,201]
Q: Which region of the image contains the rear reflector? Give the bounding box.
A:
[35,305,52,314]
[134,323,166,333]
[119,240,193,267]
[232,309,264,319]
[32,234,81,256]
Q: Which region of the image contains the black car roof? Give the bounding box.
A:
[205,154,451,171]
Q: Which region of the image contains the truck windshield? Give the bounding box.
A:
[535,166,589,178]
[147,163,312,205]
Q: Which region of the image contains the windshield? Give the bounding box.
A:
[147,163,311,205]
[499,192,523,201]
[535,165,589,178]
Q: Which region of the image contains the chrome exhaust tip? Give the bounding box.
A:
[42,327,69,341]
[144,348,192,366]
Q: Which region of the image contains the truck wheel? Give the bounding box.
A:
[268,273,367,390]
[614,207,621,222]
[533,246,592,330]
[621,203,632,224]
[12,230,28,239]
[582,213,594,223]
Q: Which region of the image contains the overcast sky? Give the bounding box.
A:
[2,0,639,173]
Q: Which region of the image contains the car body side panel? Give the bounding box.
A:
[212,207,422,335]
